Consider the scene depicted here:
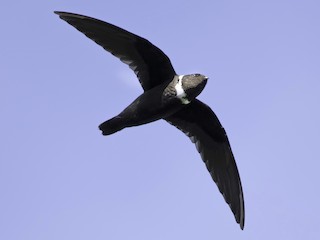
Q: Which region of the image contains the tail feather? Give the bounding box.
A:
[99,116,124,135]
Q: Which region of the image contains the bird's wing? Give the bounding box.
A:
[165,99,245,229]
[55,11,176,91]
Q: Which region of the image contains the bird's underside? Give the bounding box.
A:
[55,11,245,229]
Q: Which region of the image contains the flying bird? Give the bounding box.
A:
[55,11,245,229]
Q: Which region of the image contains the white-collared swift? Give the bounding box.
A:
[55,11,245,229]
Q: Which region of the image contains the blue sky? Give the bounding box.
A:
[1,0,320,239]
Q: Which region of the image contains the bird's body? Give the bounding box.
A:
[100,79,179,135]
[100,75,207,135]
[55,11,245,229]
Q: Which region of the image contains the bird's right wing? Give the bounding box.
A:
[165,99,245,229]
[55,11,176,91]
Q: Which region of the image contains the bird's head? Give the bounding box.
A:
[175,74,208,104]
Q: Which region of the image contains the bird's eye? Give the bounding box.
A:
[193,74,200,77]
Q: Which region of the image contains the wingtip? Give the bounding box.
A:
[54,11,68,20]
[54,11,63,16]
[239,186,245,230]
[240,222,244,230]
[53,11,88,20]
[240,216,245,230]
[235,210,244,230]
[54,11,74,18]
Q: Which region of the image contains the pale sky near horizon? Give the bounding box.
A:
[1,1,320,239]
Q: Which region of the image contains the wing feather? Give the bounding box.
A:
[55,11,176,90]
[165,99,245,229]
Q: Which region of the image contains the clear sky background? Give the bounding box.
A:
[1,0,320,239]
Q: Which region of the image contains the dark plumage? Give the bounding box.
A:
[55,11,245,229]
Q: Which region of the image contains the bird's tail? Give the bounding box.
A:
[99,116,125,135]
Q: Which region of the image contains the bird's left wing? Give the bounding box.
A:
[165,99,245,229]
[55,11,176,91]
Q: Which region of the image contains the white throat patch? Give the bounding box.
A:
[175,75,190,104]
